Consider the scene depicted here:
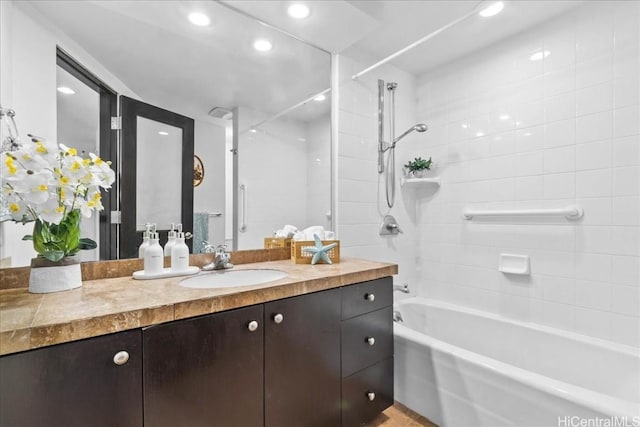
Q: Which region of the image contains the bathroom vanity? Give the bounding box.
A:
[0,258,396,427]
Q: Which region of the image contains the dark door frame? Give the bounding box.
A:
[56,47,118,260]
[119,96,194,259]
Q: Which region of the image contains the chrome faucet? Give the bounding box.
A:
[392,310,404,322]
[201,242,233,271]
[393,283,410,293]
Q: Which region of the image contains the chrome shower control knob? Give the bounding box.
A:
[248,321,259,332]
[365,293,375,302]
[113,351,129,366]
[273,313,284,324]
[366,337,376,346]
[367,392,376,401]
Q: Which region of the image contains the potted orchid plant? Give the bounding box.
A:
[1,135,115,292]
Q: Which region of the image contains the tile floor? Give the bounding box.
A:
[367,402,438,427]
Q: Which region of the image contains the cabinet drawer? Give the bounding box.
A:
[342,306,393,378]
[342,277,392,320]
[341,357,393,427]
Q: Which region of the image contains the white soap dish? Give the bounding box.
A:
[499,254,530,275]
[133,266,200,280]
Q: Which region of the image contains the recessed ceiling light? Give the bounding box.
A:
[249,128,257,133]
[188,12,210,27]
[158,131,169,136]
[478,1,504,17]
[499,114,510,120]
[476,131,485,137]
[461,123,469,129]
[57,86,75,95]
[529,50,551,61]
[288,4,310,19]
[313,94,326,102]
[253,39,273,52]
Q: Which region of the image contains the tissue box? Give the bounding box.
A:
[264,237,292,249]
[291,240,340,264]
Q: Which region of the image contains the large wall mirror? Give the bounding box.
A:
[0,0,332,267]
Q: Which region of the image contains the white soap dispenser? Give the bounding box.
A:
[171,227,190,272]
[144,225,164,275]
[138,223,153,258]
[164,223,177,257]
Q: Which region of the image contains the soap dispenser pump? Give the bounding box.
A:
[144,225,164,275]
[138,223,153,258]
[164,223,178,256]
[171,226,190,272]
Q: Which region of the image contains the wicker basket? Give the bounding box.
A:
[291,240,340,264]
[264,237,292,249]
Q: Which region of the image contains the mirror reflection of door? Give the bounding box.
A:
[56,49,117,261]
[120,96,194,259]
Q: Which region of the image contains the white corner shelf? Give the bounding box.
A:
[400,177,441,188]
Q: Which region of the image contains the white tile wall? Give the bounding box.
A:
[408,1,640,347]
[336,55,421,287]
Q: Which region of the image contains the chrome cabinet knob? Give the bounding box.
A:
[367,392,376,401]
[366,337,376,346]
[273,313,284,324]
[113,351,129,366]
[365,293,375,302]
[248,320,259,332]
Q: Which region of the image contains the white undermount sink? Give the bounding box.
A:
[179,269,288,289]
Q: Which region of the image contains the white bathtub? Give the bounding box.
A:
[394,298,640,427]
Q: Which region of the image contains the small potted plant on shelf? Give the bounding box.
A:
[403,156,432,178]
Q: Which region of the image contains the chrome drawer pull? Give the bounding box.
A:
[367,392,376,401]
[366,337,375,346]
[273,313,284,324]
[248,320,259,331]
[365,293,375,302]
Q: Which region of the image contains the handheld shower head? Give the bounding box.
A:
[392,123,428,145]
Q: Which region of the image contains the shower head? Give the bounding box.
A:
[392,123,428,145]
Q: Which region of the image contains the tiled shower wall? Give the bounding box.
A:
[414,1,639,347]
[337,56,424,287]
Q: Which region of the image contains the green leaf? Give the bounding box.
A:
[42,250,65,262]
[22,235,33,241]
[79,238,97,250]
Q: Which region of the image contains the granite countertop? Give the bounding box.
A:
[0,258,397,356]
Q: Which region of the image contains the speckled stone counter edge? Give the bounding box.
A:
[0,255,397,356]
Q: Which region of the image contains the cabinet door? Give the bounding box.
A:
[265,288,341,427]
[143,305,263,427]
[0,329,142,427]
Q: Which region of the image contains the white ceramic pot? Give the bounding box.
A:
[29,255,82,293]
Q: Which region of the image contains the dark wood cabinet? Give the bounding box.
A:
[341,277,394,427]
[264,288,342,427]
[0,329,142,427]
[142,304,264,427]
[0,277,393,427]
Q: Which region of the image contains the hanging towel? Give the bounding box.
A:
[193,213,209,253]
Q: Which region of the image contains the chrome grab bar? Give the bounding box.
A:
[239,184,247,233]
[462,205,583,220]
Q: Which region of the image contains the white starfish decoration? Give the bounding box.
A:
[301,234,337,265]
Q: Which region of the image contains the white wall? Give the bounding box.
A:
[336,55,421,287]
[237,107,309,248]
[193,120,226,246]
[306,113,332,229]
[414,1,639,347]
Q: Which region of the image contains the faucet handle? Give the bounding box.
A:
[215,244,228,253]
[201,241,216,253]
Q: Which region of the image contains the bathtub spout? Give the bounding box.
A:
[394,283,410,293]
[393,310,403,322]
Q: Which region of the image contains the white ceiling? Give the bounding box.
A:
[228,0,584,75]
[25,0,331,123]
[24,0,585,126]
